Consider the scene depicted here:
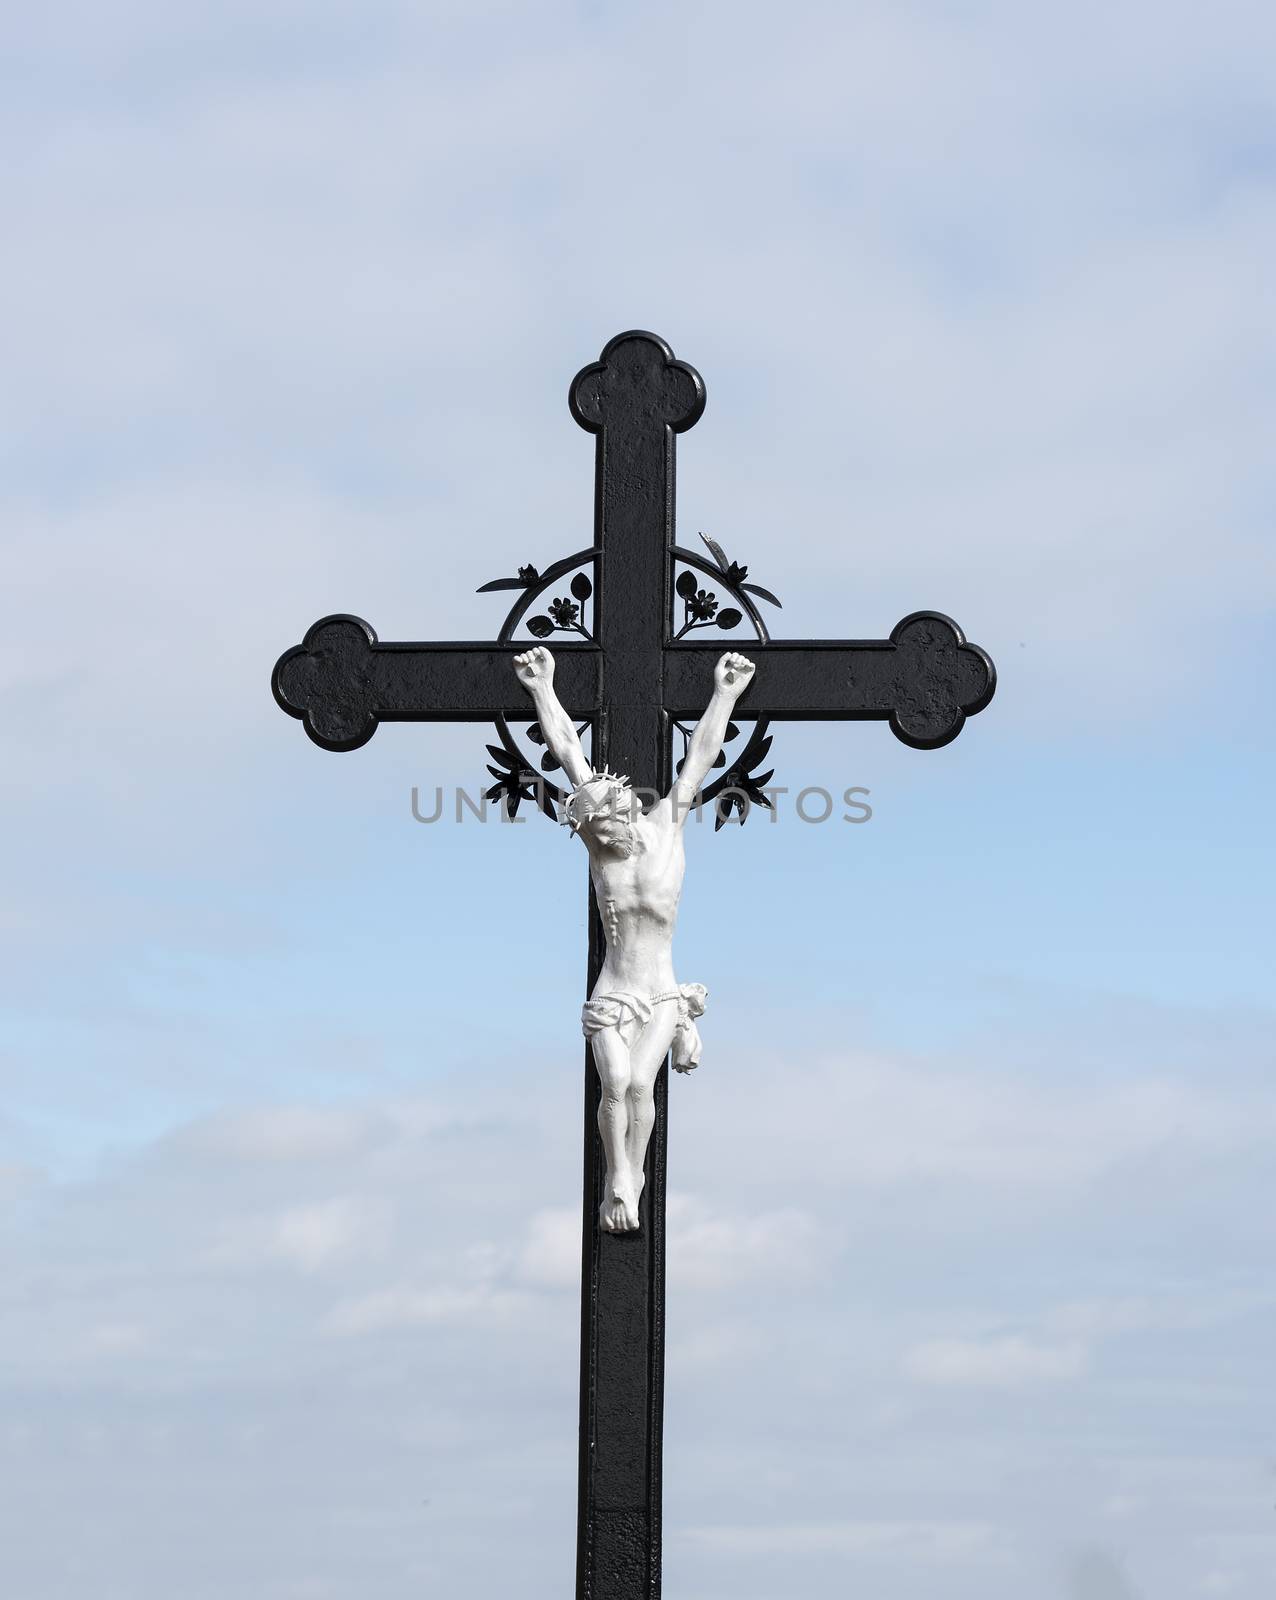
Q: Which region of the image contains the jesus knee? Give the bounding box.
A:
[600,1066,631,1103]
[593,1049,630,1103]
[589,1034,631,1102]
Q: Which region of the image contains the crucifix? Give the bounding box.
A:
[271,331,995,1598]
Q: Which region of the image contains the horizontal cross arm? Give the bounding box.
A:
[272,614,601,752]
[663,612,995,750]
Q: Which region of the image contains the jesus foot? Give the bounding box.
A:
[600,1179,640,1233]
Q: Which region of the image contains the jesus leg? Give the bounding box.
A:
[624,1001,680,1215]
[589,1027,640,1232]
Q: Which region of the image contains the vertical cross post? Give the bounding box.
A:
[569,333,706,1598]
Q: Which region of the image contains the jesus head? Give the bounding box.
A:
[563,770,640,857]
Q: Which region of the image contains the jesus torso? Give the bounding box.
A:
[588,809,686,999]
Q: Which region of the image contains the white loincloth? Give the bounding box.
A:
[581,983,708,1073]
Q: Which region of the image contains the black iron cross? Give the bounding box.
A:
[271,331,995,1600]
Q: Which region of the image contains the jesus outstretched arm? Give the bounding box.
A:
[513,646,593,788]
[663,650,756,825]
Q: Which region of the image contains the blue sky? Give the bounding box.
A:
[2,3,1274,1597]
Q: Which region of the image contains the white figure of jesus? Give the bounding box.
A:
[515,645,756,1233]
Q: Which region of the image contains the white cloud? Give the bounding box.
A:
[209,1195,392,1274]
[668,1194,823,1293]
[85,1321,151,1357]
[676,1047,1276,1214]
[517,1205,579,1289]
[3,1020,1273,1598]
[324,1281,529,1336]
[1066,1546,1145,1599]
[193,1106,381,1164]
[904,1334,1089,1388]
[683,1517,1006,1563]
[0,1159,39,1218]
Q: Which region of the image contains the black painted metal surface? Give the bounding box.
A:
[270,331,996,1600]
[568,333,703,1599]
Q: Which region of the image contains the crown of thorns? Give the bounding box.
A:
[561,768,633,830]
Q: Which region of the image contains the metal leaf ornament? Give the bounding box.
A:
[697,531,783,608]
[712,729,775,828]
[714,768,775,829]
[476,562,542,593]
[484,742,550,820]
